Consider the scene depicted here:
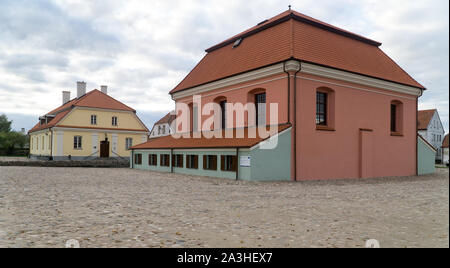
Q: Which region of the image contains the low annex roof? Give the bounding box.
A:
[131,124,291,150]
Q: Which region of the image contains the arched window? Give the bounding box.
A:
[390,100,403,135]
[213,96,227,130]
[247,88,266,127]
[187,103,199,132]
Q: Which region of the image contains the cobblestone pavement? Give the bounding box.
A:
[0,167,448,248]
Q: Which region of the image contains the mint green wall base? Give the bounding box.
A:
[131,128,292,182]
[249,129,291,181]
[418,137,436,175]
[132,149,240,180]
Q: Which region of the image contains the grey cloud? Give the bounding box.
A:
[0,0,121,54]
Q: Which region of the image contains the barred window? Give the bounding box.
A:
[255,93,266,126]
[316,92,327,126]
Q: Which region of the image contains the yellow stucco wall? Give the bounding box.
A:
[60,130,146,158]
[29,130,52,156]
[59,108,146,130]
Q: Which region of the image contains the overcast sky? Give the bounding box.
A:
[0,0,448,132]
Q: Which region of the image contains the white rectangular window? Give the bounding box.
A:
[112,116,118,126]
[91,115,97,125]
[74,136,82,149]
[125,138,133,150]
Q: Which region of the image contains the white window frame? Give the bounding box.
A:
[125,138,133,150]
[112,116,118,126]
[91,115,97,125]
[74,136,82,150]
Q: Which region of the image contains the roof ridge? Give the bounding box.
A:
[76,89,136,112]
[205,9,381,53]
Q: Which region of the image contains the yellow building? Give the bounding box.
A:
[29,82,149,160]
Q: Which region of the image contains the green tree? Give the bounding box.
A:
[0,114,12,133]
[0,131,28,155]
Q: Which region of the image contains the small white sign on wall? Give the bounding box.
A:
[240,156,251,167]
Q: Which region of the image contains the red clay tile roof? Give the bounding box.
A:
[442,134,449,148]
[170,9,424,94]
[418,109,436,130]
[29,89,142,133]
[155,112,176,125]
[131,124,291,149]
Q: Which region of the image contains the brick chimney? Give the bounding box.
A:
[77,81,86,98]
[62,91,70,104]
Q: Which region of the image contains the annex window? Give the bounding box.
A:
[186,155,198,169]
[221,155,237,172]
[91,115,97,125]
[41,136,44,150]
[148,154,158,166]
[316,92,327,126]
[203,155,217,171]
[172,154,184,168]
[390,100,403,135]
[160,154,170,167]
[162,125,166,134]
[255,93,266,126]
[112,116,118,126]
[74,136,82,149]
[125,138,133,150]
[134,153,142,165]
[158,126,161,135]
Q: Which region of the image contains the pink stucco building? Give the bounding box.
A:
[131,9,425,181]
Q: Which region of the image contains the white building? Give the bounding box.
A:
[418,109,445,163]
[149,112,175,139]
